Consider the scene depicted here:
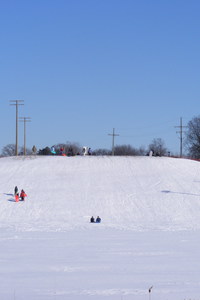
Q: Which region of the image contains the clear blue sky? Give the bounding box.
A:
[0,0,200,155]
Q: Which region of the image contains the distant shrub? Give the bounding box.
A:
[38,147,51,155]
[1,144,16,156]
[92,148,112,156]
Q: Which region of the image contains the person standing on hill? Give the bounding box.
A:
[14,186,18,196]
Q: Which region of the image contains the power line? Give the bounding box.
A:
[19,117,31,156]
[108,128,119,156]
[175,117,187,158]
[10,100,24,156]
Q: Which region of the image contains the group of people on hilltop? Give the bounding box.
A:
[14,186,27,202]
[90,216,101,223]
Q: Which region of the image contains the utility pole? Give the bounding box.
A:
[10,100,24,156]
[175,117,187,158]
[108,128,119,156]
[19,117,31,156]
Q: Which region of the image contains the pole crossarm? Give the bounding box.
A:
[10,100,24,104]
[19,117,31,121]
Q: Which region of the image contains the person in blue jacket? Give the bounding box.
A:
[96,216,101,223]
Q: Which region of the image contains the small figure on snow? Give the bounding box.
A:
[60,147,64,155]
[14,186,18,196]
[15,193,19,202]
[82,146,89,156]
[96,216,101,223]
[20,189,27,201]
[149,150,153,157]
[32,145,37,155]
[51,146,56,155]
[90,216,95,223]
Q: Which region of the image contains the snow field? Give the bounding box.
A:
[0,155,200,299]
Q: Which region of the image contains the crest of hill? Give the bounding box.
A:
[0,156,200,231]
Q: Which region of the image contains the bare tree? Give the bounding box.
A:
[65,142,82,156]
[19,146,32,156]
[93,148,112,156]
[114,144,140,156]
[93,145,146,156]
[54,142,82,156]
[148,138,167,156]
[138,146,147,156]
[185,116,200,158]
[1,144,16,156]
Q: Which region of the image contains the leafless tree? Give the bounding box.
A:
[185,116,200,158]
[114,144,141,156]
[93,145,146,156]
[148,138,167,156]
[93,148,112,156]
[54,142,82,156]
[1,144,16,156]
[19,146,32,156]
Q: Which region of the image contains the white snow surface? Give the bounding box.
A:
[0,155,200,300]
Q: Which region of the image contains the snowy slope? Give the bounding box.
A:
[1,156,200,300]
[1,155,200,231]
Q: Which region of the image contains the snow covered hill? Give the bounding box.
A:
[1,155,200,300]
[1,155,200,231]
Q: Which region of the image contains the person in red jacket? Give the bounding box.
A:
[20,189,27,201]
[15,193,19,202]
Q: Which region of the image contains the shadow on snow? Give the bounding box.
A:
[161,190,200,197]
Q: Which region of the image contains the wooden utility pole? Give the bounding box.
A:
[108,128,119,156]
[175,117,187,158]
[19,117,31,156]
[10,100,24,156]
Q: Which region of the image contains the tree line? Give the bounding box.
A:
[1,116,200,158]
[1,138,168,157]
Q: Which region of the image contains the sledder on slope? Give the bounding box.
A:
[90,216,101,223]
[96,216,101,223]
[20,189,27,201]
[90,216,95,223]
